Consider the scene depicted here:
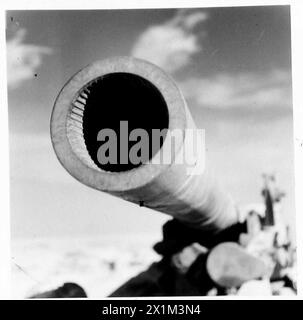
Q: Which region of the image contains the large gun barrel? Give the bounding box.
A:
[50,56,238,232]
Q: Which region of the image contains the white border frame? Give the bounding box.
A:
[1,0,302,300]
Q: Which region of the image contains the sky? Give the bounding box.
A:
[6,6,295,239]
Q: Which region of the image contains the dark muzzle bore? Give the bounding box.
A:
[68,72,169,172]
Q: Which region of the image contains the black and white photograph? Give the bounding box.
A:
[4,3,299,299]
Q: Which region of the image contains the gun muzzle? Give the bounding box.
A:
[50,56,238,232]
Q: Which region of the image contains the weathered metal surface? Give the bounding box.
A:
[50,56,238,232]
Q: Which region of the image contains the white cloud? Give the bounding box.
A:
[6,29,52,89]
[169,10,208,29]
[131,10,208,73]
[131,10,292,111]
[180,69,292,109]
